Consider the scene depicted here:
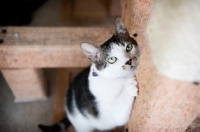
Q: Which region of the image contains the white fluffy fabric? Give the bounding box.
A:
[146,0,200,82]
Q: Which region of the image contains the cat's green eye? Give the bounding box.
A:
[108,57,117,64]
[126,44,133,52]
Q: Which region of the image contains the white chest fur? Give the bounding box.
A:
[88,68,137,130]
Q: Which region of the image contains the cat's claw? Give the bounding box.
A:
[125,77,138,97]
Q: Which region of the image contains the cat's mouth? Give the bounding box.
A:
[127,56,138,65]
[123,56,138,70]
[122,65,136,70]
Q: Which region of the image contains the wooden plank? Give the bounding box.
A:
[0,27,113,68]
[53,68,68,124]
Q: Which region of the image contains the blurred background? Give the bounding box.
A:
[0,0,121,27]
[0,0,121,132]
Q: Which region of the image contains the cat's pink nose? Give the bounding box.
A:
[126,59,132,65]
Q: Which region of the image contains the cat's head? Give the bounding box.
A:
[81,17,139,79]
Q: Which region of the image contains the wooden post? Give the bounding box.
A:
[130,47,200,132]
[121,0,200,131]
[1,68,47,102]
[121,0,153,50]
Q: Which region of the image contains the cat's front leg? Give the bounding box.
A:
[110,77,138,126]
[121,76,138,106]
[112,77,138,108]
[124,77,138,97]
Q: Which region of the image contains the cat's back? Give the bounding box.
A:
[65,68,90,111]
[66,67,98,117]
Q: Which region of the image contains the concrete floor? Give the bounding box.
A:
[0,69,56,132]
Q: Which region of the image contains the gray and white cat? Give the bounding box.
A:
[38,17,139,132]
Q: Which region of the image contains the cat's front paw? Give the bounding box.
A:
[125,77,138,97]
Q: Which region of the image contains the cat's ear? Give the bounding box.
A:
[115,17,129,35]
[80,42,101,62]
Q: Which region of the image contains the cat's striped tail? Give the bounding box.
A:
[38,118,71,132]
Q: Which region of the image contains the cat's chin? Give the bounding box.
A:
[117,69,136,79]
[127,71,136,77]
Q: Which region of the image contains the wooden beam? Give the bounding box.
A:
[0,27,113,68]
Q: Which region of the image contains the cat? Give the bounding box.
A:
[38,17,139,132]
